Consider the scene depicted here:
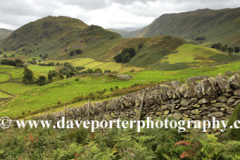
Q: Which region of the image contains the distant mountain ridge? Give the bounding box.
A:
[117,7,240,47]
[0,28,13,40]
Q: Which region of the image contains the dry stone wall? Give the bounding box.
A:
[38,73,240,123]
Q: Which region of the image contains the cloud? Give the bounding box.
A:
[111,0,157,5]
[59,0,109,10]
[0,0,240,30]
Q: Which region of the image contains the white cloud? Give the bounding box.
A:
[0,0,240,30]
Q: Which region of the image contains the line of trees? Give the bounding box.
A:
[211,43,239,55]
[22,68,65,86]
[0,58,24,67]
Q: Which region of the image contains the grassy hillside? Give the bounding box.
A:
[0,65,44,97]
[120,8,240,47]
[0,16,188,70]
[2,57,240,119]
[0,28,12,40]
[0,15,238,72]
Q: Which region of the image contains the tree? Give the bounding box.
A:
[120,48,136,58]
[86,68,93,73]
[15,59,24,67]
[49,70,59,77]
[66,71,75,78]
[69,51,75,56]
[114,54,122,63]
[76,66,85,71]
[39,54,42,57]
[76,49,82,54]
[8,60,16,66]
[0,51,2,55]
[48,72,53,82]
[125,48,136,58]
[3,54,7,58]
[64,62,72,68]
[122,53,130,63]
[94,68,102,73]
[228,47,233,55]
[138,43,144,50]
[234,47,239,53]
[220,46,226,52]
[23,68,34,84]
[42,53,48,59]
[37,75,47,86]
[58,74,65,79]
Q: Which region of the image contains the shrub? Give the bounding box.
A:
[76,66,85,71]
[58,74,65,79]
[94,68,102,73]
[122,53,130,63]
[37,75,47,86]
[113,54,122,63]
[228,104,240,140]
[138,43,144,49]
[104,70,111,73]
[114,47,136,63]
[130,69,134,72]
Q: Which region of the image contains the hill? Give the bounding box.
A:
[0,15,237,71]
[0,28,12,40]
[120,8,240,47]
[0,16,189,70]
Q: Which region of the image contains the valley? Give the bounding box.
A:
[1,6,240,159]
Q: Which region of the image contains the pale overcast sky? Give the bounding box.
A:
[0,0,240,30]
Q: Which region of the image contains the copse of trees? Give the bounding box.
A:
[114,48,136,63]
[195,37,206,41]
[0,58,24,67]
[80,68,104,74]
[69,49,82,56]
[38,62,55,66]
[211,43,240,54]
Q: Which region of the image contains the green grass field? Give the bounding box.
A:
[95,62,121,72]
[83,61,105,69]
[41,58,142,73]
[28,64,56,74]
[24,57,42,61]
[161,44,223,64]
[0,65,15,68]
[0,82,39,95]
[0,91,12,98]
[2,58,240,118]
[0,73,10,82]
[71,58,95,67]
